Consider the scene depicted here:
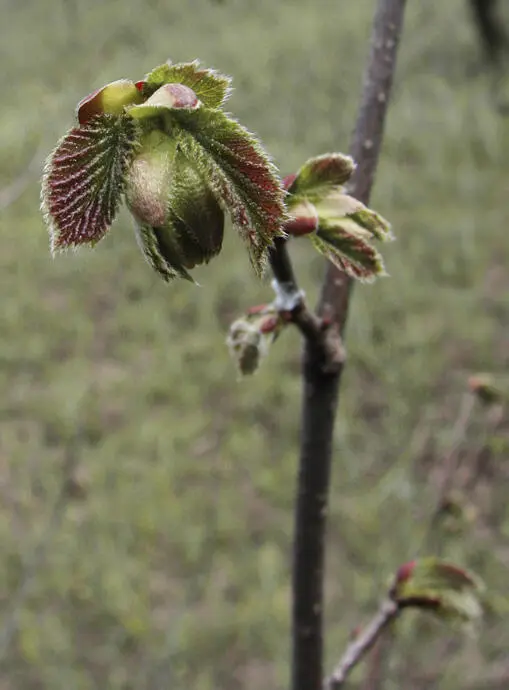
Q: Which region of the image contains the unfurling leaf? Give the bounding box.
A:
[310,226,386,282]
[284,152,392,282]
[42,114,140,252]
[173,108,286,275]
[347,207,393,242]
[393,558,484,627]
[141,61,232,108]
[287,153,355,201]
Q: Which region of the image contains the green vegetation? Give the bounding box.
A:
[1,0,508,688]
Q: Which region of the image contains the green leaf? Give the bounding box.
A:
[143,60,232,108]
[394,558,484,627]
[125,130,177,229]
[173,107,286,275]
[128,139,224,283]
[311,221,386,283]
[41,114,140,252]
[169,151,225,266]
[134,221,195,283]
[347,208,393,242]
[287,153,355,201]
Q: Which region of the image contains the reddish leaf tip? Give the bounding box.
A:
[76,80,143,124]
[77,87,104,125]
[283,173,297,190]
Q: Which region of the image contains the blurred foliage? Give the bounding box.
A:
[0,0,509,688]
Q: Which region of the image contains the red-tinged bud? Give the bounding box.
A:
[227,306,287,376]
[149,83,200,109]
[396,561,416,584]
[259,315,280,334]
[468,374,503,406]
[285,199,319,238]
[77,79,143,124]
[128,83,200,120]
[285,215,319,237]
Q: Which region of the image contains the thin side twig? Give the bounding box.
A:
[269,238,345,371]
[325,599,399,689]
[423,392,476,552]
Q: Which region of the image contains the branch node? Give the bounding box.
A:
[271,277,306,312]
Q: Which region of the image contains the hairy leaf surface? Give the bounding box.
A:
[173,108,286,274]
[142,61,232,108]
[42,114,139,251]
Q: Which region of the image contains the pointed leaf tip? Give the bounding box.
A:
[41,114,140,252]
[288,153,355,200]
[348,207,393,242]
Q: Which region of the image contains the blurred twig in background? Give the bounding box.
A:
[0,439,80,663]
[0,146,44,211]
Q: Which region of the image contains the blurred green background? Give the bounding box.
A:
[1,0,508,688]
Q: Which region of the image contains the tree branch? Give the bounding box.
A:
[288,2,408,690]
[269,238,345,371]
[325,599,399,689]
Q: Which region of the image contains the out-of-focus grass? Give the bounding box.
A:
[0,0,508,688]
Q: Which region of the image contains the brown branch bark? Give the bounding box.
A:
[281,2,409,690]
